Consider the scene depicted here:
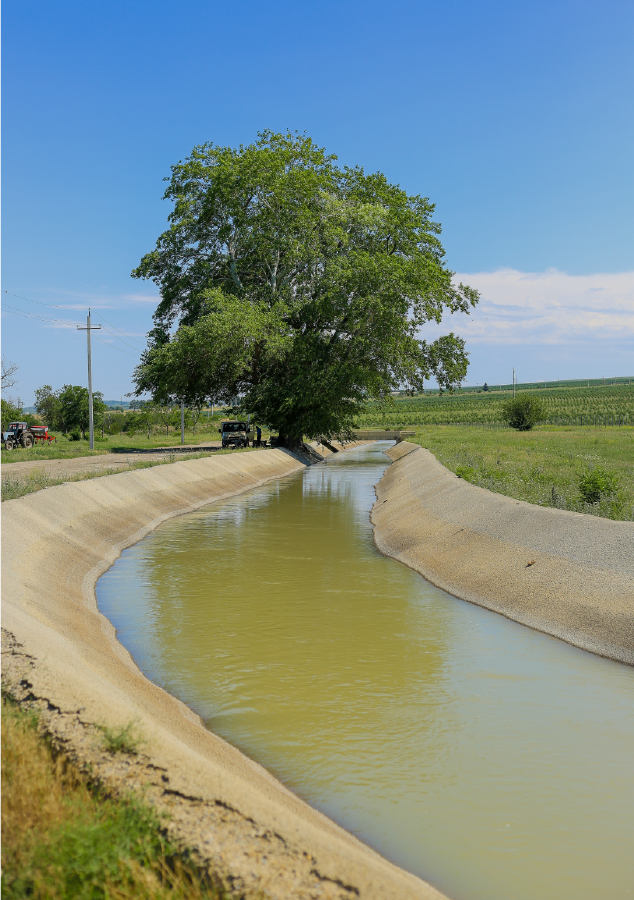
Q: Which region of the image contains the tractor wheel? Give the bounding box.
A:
[22,434,34,449]
[5,439,15,451]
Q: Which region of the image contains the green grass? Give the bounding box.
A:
[1,423,275,465]
[411,425,634,521]
[1,448,256,502]
[1,696,218,900]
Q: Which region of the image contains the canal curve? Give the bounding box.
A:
[97,443,634,900]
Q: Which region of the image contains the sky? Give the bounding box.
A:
[2,0,633,404]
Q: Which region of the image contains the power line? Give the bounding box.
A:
[3,289,146,349]
[3,289,82,310]
[95,338,139,358]
[2,303,83,327]
[2,304,139,358]
[92,311,145,347]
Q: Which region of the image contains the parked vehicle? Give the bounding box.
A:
[3,422,35,450]
[220,421,251,448]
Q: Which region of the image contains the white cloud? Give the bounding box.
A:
[123,293,161,303]
[436,268,634,346]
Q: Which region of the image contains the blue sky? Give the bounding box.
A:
[2,0,633,403]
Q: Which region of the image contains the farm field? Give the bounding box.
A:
[358,383,634,428]
[411,426,634,521]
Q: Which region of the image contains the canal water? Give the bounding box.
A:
[97,443,634,900]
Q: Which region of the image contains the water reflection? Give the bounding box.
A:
[98,443,634,900]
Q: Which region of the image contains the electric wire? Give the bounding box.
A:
[2,305,140,358]
[0,290,141,356]
[2,289,146,350]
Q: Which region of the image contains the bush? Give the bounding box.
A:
[578,467,620,503]
[501,394,545,431]
[68,430,82,441]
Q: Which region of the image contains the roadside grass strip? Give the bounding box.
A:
[1,449,255,502]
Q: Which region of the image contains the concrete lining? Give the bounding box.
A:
[2,447,446,900]
[372,443,634,665]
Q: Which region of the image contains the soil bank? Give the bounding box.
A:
[372,443,634,665]
[2,445,443,900]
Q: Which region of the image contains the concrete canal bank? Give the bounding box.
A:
[372,442,634,665]
[2,446,445,900]
[3,440,634,900]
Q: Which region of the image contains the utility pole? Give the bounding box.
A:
[77,309,101,450]
[180,402,185,444]
[513,367,515,399]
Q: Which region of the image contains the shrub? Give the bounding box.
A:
[501,394,545,431]
[68,430,82,441]
[578,467,620,503]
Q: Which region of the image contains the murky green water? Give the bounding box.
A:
[97,443,634,900]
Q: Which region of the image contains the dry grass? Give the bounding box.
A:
[1,696,219,900]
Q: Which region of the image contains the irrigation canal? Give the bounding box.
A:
[97,442,634,900]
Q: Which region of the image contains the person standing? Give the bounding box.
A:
[256,425,262,447]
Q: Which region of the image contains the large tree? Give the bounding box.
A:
[133,131,478,448]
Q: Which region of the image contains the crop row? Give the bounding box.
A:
[358,385,634,427]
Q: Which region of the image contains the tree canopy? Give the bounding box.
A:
[132,131,479,447]
[35,384,107,437]
[502,394,545,431]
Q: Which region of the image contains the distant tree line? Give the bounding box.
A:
[31,386,211,440]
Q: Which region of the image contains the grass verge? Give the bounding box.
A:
[1,448,255,502]
[411,425,634,521]
[1,695,218,900]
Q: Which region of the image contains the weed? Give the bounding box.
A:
[578,467,620,503]
[98,720,144,755]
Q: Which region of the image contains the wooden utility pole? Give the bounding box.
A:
[77,310,101,450]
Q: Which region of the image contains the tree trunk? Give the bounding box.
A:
[278,434,303,452]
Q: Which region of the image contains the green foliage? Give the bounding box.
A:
[34,385,62,428]
[38,384,109,436]
[455,465,475,481]
[1,397,23,431]
[501,394,545,431]
[578,467,620,503]
[133,130,478,445]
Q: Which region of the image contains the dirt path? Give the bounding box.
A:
[1,443,224,482]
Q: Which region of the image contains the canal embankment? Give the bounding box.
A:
[2,445,443,900]
[372,442,634,665]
